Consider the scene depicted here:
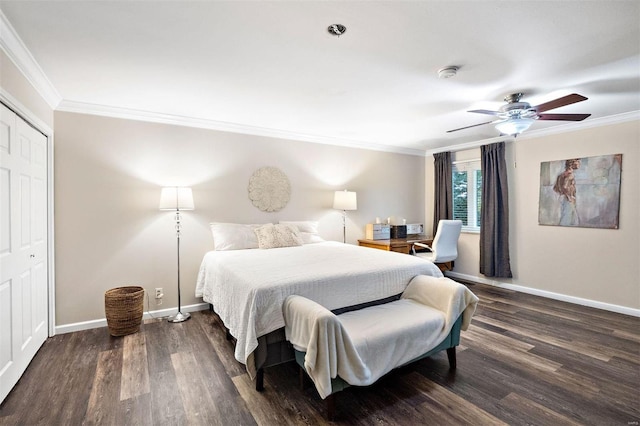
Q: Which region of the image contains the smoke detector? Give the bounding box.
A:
[328,24,347,36]
[438,66,459,79]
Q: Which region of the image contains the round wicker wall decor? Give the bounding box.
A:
[248,166,291,212]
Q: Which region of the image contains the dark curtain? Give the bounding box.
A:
[433,151,452,235]
[480,142,513,278]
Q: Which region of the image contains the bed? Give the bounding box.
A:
[195,223,443,388]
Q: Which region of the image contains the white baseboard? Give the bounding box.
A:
[446,272,640,318]
[54,274,639,334]
[54,302,210,335]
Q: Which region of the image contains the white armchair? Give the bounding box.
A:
[412,220,462,270]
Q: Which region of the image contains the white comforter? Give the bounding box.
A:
[195,241,442,366]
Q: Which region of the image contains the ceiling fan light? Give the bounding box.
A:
[495,117,535,135]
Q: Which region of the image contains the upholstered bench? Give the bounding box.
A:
[283,275,478,420]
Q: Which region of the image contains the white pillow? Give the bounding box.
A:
[209,223,264,251]
[279,221,325,244]
[254,224,304,249]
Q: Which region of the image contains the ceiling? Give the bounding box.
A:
[1,1,639,154]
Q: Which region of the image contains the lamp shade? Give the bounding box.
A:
[333,190,357,211]
[495,117,535,136]
[159,187,195,210]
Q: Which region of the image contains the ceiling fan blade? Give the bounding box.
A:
[534,93,588,113]
[537,113,591,121]
[447,120,497,133]
[468,109,500,116]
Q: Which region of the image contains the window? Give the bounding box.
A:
[452,159,482,232]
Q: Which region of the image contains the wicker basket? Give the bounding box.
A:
[104,286,144,336]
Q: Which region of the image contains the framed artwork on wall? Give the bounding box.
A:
[538,154,622,229]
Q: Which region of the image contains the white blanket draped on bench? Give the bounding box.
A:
[283,275,479,399]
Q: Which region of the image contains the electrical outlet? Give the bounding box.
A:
[155,288,163,299]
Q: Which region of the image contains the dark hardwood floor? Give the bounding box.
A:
[1,282,638,425]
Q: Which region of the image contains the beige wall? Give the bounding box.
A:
[0,49,54,129]
[53,111,426,325]
[426,119,640,310]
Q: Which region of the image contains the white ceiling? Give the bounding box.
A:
[1,1,639,154]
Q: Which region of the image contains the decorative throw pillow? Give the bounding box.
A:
[279,221,325,244]
[210,223,264,251]
[254,223,304,249]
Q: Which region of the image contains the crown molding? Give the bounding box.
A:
[0,9,62,109]
[425,110,640,156]
[56,99,640,158]
[56,99,427,156]
[517,110,640,140]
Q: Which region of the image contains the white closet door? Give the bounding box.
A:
[0,103,48,403]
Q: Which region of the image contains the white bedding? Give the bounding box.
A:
[195,241,442,366]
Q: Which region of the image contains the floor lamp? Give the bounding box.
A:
[333,190,357,243]
[159,187,195,323]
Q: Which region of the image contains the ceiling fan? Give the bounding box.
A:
[447,92,591,136]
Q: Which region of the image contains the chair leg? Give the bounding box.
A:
[446,347,457,370]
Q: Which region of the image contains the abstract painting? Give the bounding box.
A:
[538,154,622,229]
